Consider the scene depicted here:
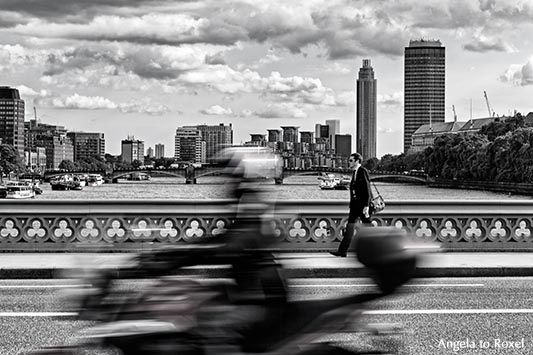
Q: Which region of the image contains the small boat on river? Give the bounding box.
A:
[50,174,83,191]
[87,174,104,186]
[5,183,35,199]
[318,173,350,190]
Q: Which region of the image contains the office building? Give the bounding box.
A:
[248,134,267,147]
[325,120,340,152]
[267,129,281,143]
[155,143,165,159]
[0,86,25,158]
[196,123,232,162]
[281,126,299,143]
[280,126,299,152]
[175,127,206,163]
[300,131,314,145]
[356,59,377,159]
[315,123,330,148]
[146,147,154,158]
[404,39,445,152]
[66,131,105,161]
[121,136,144,164]
[335,134,352,158]
[24,147,47,170]
[24,120,74,169]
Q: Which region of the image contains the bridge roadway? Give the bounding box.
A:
[43,167,428,184]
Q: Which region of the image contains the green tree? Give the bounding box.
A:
[58,160,77,171]
[0,144,25,176]
[479,113,528,141]
[363,157,379,171]
[131,159,143,168]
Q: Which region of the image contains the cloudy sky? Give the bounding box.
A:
[1,0,533,157]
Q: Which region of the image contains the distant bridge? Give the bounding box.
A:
[43,167,428,185]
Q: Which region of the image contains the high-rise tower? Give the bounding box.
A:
[0,86,25,158]
[356,59,377,159]
[404,39,445,152]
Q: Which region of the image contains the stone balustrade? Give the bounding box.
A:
[1,199,532,251]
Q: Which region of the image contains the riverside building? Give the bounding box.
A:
[155,143,165,159]
[196,123,233,162]
[404,39,445,152]
[24,120,74,169]
[0,86,25,158]
[174,127,206,163]
[121,136,144,164]
[66,131,105,161]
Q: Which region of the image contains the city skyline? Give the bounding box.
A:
[1,1,532,157]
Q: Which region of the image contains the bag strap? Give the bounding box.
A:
[370,180,381,197]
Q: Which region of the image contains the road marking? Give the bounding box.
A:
[364,309,533,315]
[363,308,533,315]
[0,312,78,317]
[290,283,485,288]
[1,308,533,317]
[0,283,484,289]
[0,285,89,289]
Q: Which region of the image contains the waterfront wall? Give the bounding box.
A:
[428,178,533,195]
[1,200,533,251]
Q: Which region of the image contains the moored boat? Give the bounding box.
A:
[318,173,339,190]
[5,183,35,199]
[318,173,350,190]
[50,174,82,191]
[86,174,104,186]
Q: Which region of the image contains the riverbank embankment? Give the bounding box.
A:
[427,178,533,196]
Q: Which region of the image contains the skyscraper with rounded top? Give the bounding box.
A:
[356,59,377,159]
[404,39,445,152]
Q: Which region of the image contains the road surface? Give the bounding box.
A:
[2,277,533,354]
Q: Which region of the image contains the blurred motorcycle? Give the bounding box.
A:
[28,226,417,355]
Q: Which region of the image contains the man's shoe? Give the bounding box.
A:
[329,251,347,257]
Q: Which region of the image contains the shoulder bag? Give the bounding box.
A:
[369,180,385,214]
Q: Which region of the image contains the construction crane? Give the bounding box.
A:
[483,91,495,117]
[451,105,457,122]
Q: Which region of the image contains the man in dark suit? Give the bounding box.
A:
[330,152,372,257]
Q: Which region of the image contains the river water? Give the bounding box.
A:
[33,176,531,201]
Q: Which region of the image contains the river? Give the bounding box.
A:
[32,176,531,201]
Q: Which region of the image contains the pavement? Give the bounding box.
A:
[1,251,533,279]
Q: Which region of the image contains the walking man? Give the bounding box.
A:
[330,152,372,257]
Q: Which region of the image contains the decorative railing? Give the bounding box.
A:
[1,200,533,251]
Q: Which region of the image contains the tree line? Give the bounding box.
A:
[363,113,533,183]
[0,148,183,176]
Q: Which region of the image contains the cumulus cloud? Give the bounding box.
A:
[500,57,533,86]
[35,93,171,114]
[36,93,118,110]
[118,99,170,115]
[254,103,307,118]
[42,43,227,80]
[16,84,50,98]
[199,104,233,115]
[463,35,515,53]
[378,92,403,108]
[0,44,47,70]
[378,126,396,134]
[323,62,351,74]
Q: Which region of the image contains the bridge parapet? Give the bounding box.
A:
[0,200,532,251]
